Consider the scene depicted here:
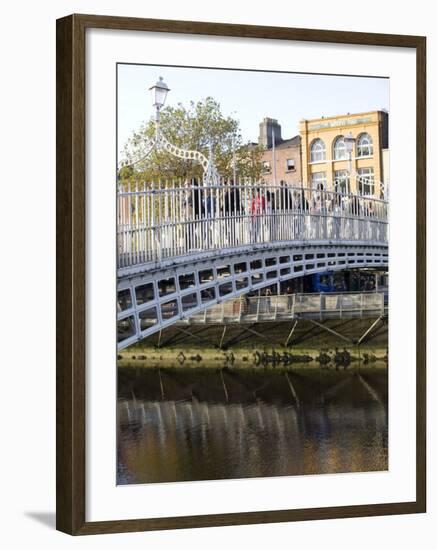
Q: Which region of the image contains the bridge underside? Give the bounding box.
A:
[140,316,388,352]
[117,240,388,350]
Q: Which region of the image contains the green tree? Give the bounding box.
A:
[120,97,263,184]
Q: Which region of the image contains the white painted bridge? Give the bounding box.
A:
[117,182,388,349]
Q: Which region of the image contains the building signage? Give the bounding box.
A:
[308,117,373,130]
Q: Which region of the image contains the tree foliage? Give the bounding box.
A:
[120,97,263,184]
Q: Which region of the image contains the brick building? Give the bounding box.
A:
[258,118,302,186]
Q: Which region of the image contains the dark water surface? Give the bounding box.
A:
[117,366,388,484]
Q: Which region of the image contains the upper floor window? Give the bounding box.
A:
[333,136,347,160]
[262,160,271,173]
[286,158,295,172]
[310,138,326,162]
[356,133,373,157]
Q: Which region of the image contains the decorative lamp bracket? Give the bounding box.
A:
[119,130,221,185]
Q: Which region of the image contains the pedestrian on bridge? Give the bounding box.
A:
[251,188,266,243]
[203,187,217,249]
[332,194,342,239]
[266,189,276,241]
[223,179,241,246]
[279,180,293,211]
[183,179,204,251]
[286,285,294,311]
[223,178,241,215]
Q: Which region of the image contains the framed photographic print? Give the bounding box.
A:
[56,14,426,535]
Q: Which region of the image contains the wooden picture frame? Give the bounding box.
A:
[56,13,426,535]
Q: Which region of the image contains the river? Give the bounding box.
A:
[117,365,388,484]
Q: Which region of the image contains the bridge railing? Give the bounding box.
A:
[117,181,388,269]
[182,292,387,325]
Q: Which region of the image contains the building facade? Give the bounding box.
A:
[258,118,302,186]
[382,148,389,198]
[299,110,389,197]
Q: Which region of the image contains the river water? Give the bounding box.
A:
[117,365,388,484]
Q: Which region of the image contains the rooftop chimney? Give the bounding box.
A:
[258,117,282,149]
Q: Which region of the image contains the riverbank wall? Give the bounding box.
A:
[118,316,388,369]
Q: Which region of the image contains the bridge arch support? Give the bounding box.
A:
[117,240,388,350]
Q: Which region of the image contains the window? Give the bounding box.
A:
[333,136,347,160]
[356,133,373,157]
[117,316,136,342]
[216,265,231,278]
[357,167,375,196]
[334,170,350,194]
[234,262,247,274]
[219,282,233,297]
[235,278,248,290]
[178,273,195,290]
[158,277,176,297]
[286,158,295,171]
[201,288,215,303]
[117,289,132,312]
[161,299,179,320]
[311,171,327,190]
[265,257,277,267]
[135,283,154,305]
[262,160,271,173]
[139,307,158,330]
[199,269,213,283]
[310,138,326,162]
[182,293,198,311]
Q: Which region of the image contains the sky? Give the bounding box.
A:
[117,63,389,154]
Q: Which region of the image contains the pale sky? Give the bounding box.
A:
[117,63,389,155]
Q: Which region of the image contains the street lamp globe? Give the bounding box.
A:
[149,76,170,109]
[344,131,355,154]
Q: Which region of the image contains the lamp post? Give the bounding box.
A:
[120,76,219,186]
[272,126,277,185]
[149,76,170,137]
[344,131,356,192]
[231,134,237,184]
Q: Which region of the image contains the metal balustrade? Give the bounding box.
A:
[117,181,388,270]
[180,292,387,325]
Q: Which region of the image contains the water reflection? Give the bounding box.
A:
[117,366,388,484]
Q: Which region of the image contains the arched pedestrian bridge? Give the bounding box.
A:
[117,182,388,350]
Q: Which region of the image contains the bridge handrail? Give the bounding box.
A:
[117,181,388,269]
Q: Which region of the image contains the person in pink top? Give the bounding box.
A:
[251,189,266,216]
[251,188,266,242]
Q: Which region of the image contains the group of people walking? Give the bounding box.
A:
[178,178,380,251]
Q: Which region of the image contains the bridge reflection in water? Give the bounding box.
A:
[117,367,388,484]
